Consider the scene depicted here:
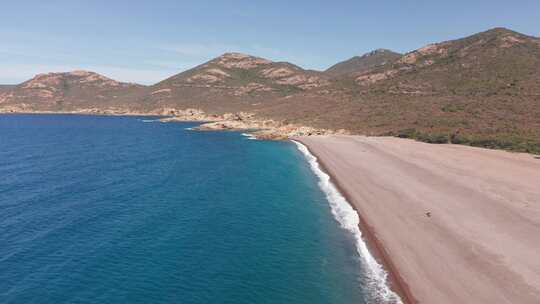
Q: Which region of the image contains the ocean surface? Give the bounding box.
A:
[0,114,396,304]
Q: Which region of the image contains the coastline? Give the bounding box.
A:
[2,115,371,304]
[4,109,539,156]
[293,139,412,304]
[6,110,540,302]
[297,135,540,303]
[0,109,166,117]
[0,108,345,140]
[2,110,407,301]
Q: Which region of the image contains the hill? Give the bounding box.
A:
[1,28,539,153]
[143,52,330,113]
[0,71,146,112]
[343,27,540,153]
[325,49,402,77]
[255,28,540,153]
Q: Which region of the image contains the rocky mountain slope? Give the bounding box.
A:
[0,71,146,112]
[339,28,540,152]
[248,28,540,153]
[1,27,539,153]
[354,28,540,94]
[324,49,402,77]
[143,52,330,113]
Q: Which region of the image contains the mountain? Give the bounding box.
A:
[309,27,540,152]
[144,52,330,112]
[1,28,539,153]
[0,71,146,112]
[325,49,402,77]
[354,28,540,94]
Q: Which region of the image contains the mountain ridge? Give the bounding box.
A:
[1,27,539,153]
[142,52,330,113]
[325,49,402,77]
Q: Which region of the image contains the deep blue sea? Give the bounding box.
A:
[0,114,393,304]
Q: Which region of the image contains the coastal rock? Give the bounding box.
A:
[163,108,345,140]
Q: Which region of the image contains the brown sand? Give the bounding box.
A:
[297,135,540,304]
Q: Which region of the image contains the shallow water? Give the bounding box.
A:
[0,114,380,303]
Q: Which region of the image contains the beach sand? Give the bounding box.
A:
[297,135,540,304]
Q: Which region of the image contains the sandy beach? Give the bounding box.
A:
[297,135,540,304]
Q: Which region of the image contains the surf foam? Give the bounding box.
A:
[293,140,403,304]
[241,133,257,140]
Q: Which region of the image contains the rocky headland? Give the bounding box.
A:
[159,108,347,140]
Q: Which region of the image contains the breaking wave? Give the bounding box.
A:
[241,133,257,140]
[293,140,403,304]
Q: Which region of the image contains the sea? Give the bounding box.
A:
[0,114,400,304]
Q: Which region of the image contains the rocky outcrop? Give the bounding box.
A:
[159,108,348,140]
[214,52,272,69]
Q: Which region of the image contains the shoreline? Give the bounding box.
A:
[0,109,163,117]
[298,135,540,303]
[6,111,540,302]
[294,139,413,304]
[0,109,343,140]
[3,110,539,156]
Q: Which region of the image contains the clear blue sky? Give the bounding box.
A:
[1,0,539,85]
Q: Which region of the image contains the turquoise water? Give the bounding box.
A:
[0,114,374,304]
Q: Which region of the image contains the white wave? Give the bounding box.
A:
[185,127,194,130]
[241,133,257,140]
[141,119,157,123]
[293,140,403,304]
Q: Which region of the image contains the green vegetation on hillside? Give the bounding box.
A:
[386,128,540,155]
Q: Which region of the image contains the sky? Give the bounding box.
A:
[1,0,539,85]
